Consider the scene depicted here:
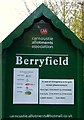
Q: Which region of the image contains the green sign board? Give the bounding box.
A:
[1,4,84,120]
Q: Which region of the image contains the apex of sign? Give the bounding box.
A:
[2,3,84,55]
[37,3,49,10]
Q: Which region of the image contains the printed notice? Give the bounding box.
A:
[39,79,74,104]
[13,68,39,104]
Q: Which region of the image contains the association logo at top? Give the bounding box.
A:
[40,28,48,35]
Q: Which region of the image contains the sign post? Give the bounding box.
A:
[1,4,84,120]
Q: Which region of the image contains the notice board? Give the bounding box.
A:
[2,4,84,120]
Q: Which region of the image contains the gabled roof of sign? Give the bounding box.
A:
[2,3,84,55]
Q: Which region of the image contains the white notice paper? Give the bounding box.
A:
[13,68,39,104]
[39,79,74,104]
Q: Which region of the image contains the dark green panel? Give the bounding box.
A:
[2,19,83,119]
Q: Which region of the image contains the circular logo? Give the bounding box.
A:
[40,28,48,35]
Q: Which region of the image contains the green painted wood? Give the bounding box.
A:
[2,3,84,55]
[1,3,84,120]
[0,43,2,120]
